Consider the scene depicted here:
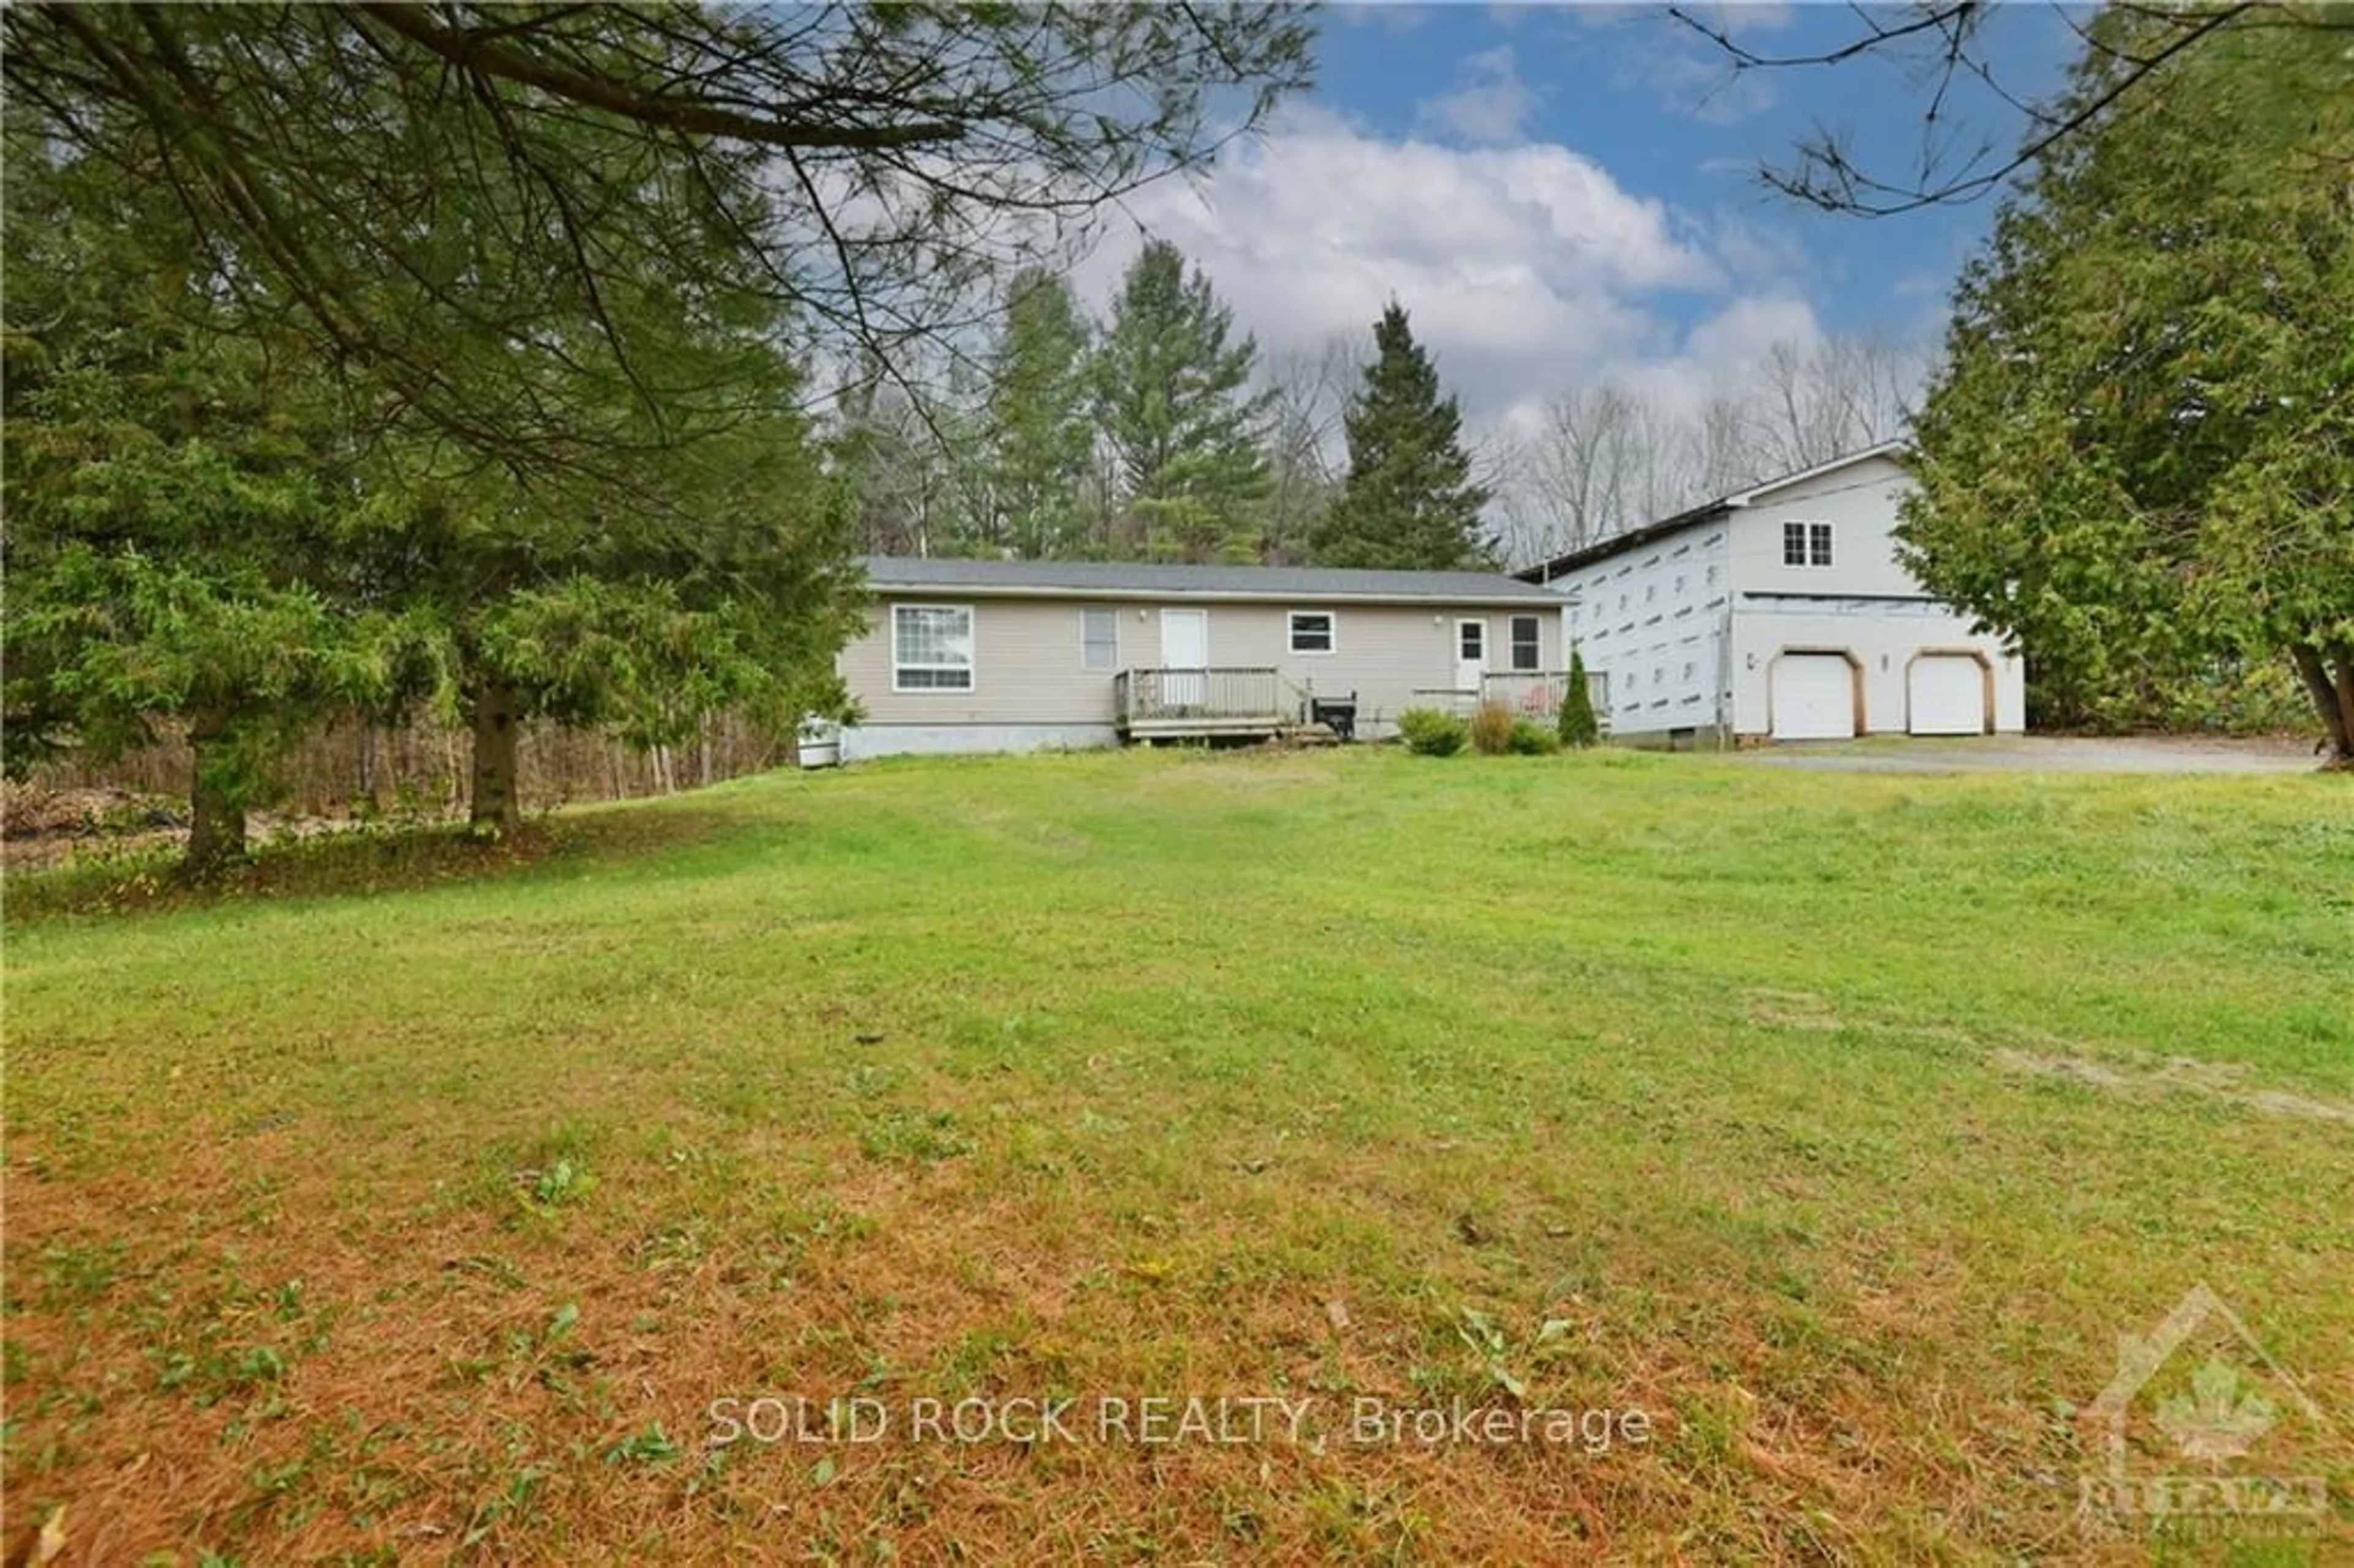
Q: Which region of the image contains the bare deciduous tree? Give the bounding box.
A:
[1501,331,1927,568]
[1668,1,2353,216]
[1257,337,1360,562]
[1748,333,1926,476]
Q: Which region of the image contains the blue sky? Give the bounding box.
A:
[1081,2,2083,442]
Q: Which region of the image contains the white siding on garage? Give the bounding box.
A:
[1726,599,2024,737]
[1722,451,1920,601]
[1553,524,1729,737]
[1529,447,2027,745]
[1723,452,2022,739]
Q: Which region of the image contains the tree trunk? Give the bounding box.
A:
[357,721,378,810]
[2332,645,2354,772]
[183,712,249,879]
[2289,644,2354,769]
[469,679,524,832]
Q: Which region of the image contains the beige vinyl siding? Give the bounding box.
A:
[840,596,1561,728]
[845,598,1132,725]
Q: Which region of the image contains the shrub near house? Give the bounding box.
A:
[1396,708,1468,756]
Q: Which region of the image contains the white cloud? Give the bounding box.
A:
[1081,107,1829,443]
[1708,211,1813,288]
[1686,292,1819,359]
[1581,4,1785,125]
[1415,45,1539,146]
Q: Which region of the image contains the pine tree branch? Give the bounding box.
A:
[354,4,967,151]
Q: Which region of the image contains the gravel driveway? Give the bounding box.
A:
[1736,734,2324,775]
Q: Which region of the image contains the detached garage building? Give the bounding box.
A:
[1518,443,2024,746]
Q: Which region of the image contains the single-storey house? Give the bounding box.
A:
[836,555,1570,759]
[1518,443,2025,745]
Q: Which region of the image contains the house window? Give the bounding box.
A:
[1080,609,1118,671]
[892,604,974,691]
[1509,615,1542,671]
[1783,520,1834,567]
[1288,611,1336,655]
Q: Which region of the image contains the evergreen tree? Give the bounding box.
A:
[4,6,1311,494]
[1558,649,1601,747]
[971,270,1096,558]
[4,122,861,847]
[1900,9,2354,758]
[1093,241,1271,562]
[2,131,423,876]
[1314,302,1495,571]
[409,378,862,835]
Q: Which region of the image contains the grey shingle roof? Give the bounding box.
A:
[858,555,1564,604]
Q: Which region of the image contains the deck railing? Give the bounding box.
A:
[1114,667,1286,727]
[1480,670,1571,718]
[1479,669,1610,731]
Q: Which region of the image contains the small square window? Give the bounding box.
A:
[1288,611,1336,654]
[1509,615,1541,672]
[1785,520,1834,567]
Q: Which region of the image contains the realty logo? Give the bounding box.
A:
[2157,1359,2275,1466]
[2076,1283,2333,1541]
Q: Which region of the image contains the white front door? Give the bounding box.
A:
[1161,609,1208,707]
[1455,619,1488,696]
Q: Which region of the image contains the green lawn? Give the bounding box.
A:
[5,748,2350,1563]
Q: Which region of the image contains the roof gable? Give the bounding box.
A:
[1517,442,1911,582]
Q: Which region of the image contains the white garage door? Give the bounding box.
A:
[1770,654,1857,740]
[1908,655,1986,735]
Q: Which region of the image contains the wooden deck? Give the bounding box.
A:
[1114,667,1296,743]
